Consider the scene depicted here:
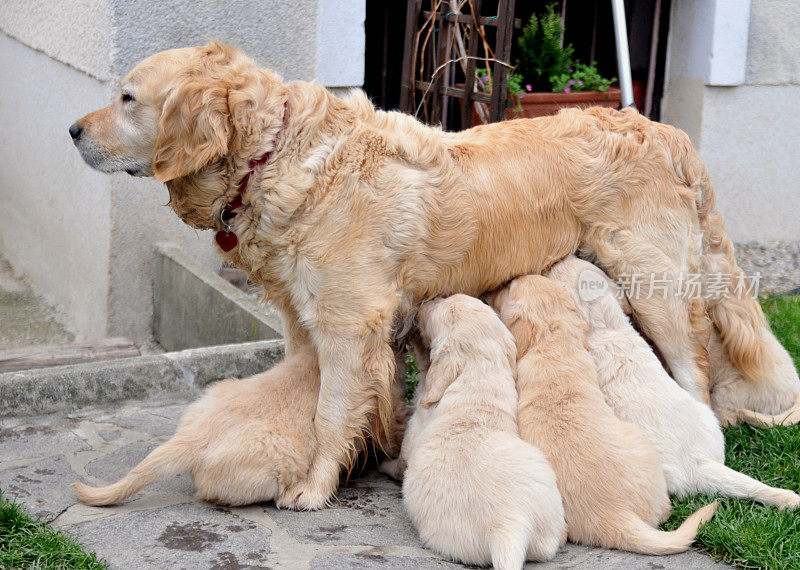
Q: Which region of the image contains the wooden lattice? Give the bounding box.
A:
[400,0,520,129]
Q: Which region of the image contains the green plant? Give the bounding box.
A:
[550,62,615,93]
[476,68,523,96]
[514,3,615,94]
[516,3,573,92]
[476,68,524,111]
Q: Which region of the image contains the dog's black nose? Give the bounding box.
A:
[69,123,83,141]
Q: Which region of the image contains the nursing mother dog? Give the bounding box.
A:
[70,42,777,509]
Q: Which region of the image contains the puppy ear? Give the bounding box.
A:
[153,76,231,182]
[418,352,461,408]
[504,314,536,356]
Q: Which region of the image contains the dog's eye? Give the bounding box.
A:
[121,93,134,103]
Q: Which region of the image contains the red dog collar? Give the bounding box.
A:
[215,101,288,253]
[215,152,271,252]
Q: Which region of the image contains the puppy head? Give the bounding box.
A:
[70,42,286,182]
[417,294,516,407]
[547,256,632,329]
[547,255,632,315]
[491,275,587,355]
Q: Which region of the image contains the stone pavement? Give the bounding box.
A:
[0,402,731,569]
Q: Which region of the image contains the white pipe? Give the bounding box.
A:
[611,0,635,108]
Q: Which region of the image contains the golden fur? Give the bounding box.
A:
[71,42,772,508]
[708,326,800,427]
[72,350,319,506]
[490,276,716,554]
[390,296,566,568]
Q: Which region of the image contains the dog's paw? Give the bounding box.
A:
[777,490,800,510]
[275,481,332,511]
[377,458,405,481]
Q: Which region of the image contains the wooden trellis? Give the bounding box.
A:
[400,0,519,129]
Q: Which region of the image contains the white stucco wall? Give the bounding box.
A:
[0,34,111,338]
[0,0,365,341]
[662,0,800,244]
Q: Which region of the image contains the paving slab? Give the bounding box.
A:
[0,402,732,569]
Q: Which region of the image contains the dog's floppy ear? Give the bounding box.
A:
[153,73,231,182]
[504,313,537,356]
[418,351,461,408]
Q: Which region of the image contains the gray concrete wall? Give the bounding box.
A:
[0,34,112,337]
[0,0,365,341]
[662,0,800,247]
[153,243,281,352]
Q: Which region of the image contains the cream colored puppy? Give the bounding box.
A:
[73,350,318,506]
[395,294,566,569]
[547,256,800,509]
[490,276,716,555]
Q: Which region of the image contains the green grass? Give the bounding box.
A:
[663,295,800,569]
[0,489,107,569]
[760,295,800,370]
[664,425,800,569]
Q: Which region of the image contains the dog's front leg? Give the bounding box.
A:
[278,314,397,510]
[271,294,313,357]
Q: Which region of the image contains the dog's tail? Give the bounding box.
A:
[489,524,529,570]
[695,459,800,508]
[688,140,767,381]
[617,501,717,555]
[737,391,800,427]
[72,437,189,506]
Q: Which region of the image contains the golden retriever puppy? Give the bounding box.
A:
[708,327,800,427]
[72,350,318,506]
[547,256,800,508]
[490,276,717,554]
[396,295,566,569]
[70,41,775,508]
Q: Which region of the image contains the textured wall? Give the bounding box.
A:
[316,0,365,87]
[701,85,800,242]
[0,0,113,80]
[108,0,317,81]
[746,0,800,85]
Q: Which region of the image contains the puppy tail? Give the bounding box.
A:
[619,501,717,555]
[72,438,188,506]
[736,391,800,427]
[695,459,800,509]
[489,524,529,570]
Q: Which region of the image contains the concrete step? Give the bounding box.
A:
[0,339,284,418]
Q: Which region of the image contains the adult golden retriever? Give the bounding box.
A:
[70,42,777,509]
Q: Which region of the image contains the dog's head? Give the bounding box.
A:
[416,294,516,408]
[490,275,588,355]
[546,256,631,328]
[69,42,286,182]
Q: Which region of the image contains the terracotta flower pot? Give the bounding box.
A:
[510,87,622,119]
[461,86,622,127]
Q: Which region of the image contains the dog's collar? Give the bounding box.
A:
[215,152,271,252]
[215,101,288,253]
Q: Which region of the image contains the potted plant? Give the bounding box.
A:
[470,3,620,123]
